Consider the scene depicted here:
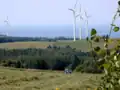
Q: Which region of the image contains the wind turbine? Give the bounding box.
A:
[78,4,84,40]
[4,16,10,26]
[84,10,91,38]
[4,16,11,36]
[68,0,79,41]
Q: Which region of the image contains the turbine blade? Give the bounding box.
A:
[68,8,75,12]
[4,20,10,26]
[74,0,79,9]
[76,14,80,17]
[84,10,91,19]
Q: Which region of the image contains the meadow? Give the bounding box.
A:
[0,39,118,51]
[0,67,102,90]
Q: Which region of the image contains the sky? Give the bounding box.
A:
[0,0,118,27]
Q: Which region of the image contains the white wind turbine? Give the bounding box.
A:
[4,16,11,36]
[84,10,91,38]
[78,4,84,40]
[4,16,10,26]
[68,0,79,41]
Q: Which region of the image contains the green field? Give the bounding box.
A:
[0,40,89,50]
[0,67,102,90]
[0,39,117,51]
[0,40,101,51]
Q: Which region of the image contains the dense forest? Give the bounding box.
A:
[0,44,103,73]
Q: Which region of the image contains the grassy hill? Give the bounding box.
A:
[0,67,102,90]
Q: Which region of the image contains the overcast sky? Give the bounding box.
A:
[0,0,118,26]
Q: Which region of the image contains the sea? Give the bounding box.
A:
[0,24,120,38]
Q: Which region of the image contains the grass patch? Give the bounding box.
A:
[0,67,102,90]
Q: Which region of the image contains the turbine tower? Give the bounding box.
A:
[68,0,79,41]
[78,4,84,40]
[84,10,91,38]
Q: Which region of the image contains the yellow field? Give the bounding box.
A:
[0,67,102,90]
[0,41,54,49]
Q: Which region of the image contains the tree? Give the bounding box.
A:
[71,55,80,70]
[16,60,22,68]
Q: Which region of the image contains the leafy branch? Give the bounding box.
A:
[87,0,120,90]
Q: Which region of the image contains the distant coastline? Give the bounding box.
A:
[0,25,119,38]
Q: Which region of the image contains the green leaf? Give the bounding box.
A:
[105,83,113,88]
[104,43,108,49]
[115,61,120,67]
[93,37,100,42]
[90,35,95,40]
[117,44,120,48]
[113,27,119,32]
[118,1,120,5]
[111,24,116,26]
[110,50,116,55]
[97,58,105,66]
[94,46,101,52]
[104,68,108,75]
[91,28,97,36]
[118,79,120,85]
[114,55,117,60]
[103,63,110,69]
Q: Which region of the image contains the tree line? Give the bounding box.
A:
[0,36,81,43]
[0,45,103,73]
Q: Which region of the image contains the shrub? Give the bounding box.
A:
[74,65,82,72]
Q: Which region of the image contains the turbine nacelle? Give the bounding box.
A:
[76,14,84,20]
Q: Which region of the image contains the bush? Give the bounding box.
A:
[71,55,80,70]
[74,65,82,72]
[15,60,22,68]
[82,67,102,73]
